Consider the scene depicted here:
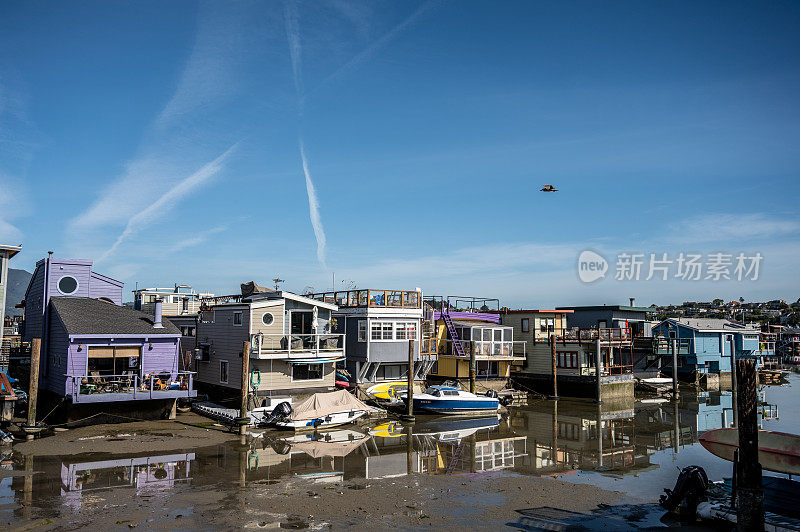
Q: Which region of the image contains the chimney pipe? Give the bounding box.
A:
[629,297,636,307]
[154,298,164,328]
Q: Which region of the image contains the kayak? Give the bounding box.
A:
[699,428,800,475]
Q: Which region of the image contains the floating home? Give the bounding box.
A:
[425,296,525,389]
[651,318,761,387]
[193,288,343,404]
[508,315,635,400]
[21,255,195,420]
[307,289,436,385]
[556,303,655,337]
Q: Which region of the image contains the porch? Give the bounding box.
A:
[67,372,196,403]
[249,333,345,360]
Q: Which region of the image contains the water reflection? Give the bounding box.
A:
[1,374,796,520]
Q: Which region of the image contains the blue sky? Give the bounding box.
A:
[1,0,799,306]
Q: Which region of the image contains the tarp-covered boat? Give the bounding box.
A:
[269,389,370,430]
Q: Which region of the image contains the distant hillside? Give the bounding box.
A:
[5,268,31,316]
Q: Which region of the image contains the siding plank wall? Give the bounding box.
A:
[196,307,250,390]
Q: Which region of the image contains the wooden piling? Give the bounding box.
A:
[26,338,41,434]
[469,340,477,394]
[671,338,679,395]
[240,340,250,436]
[407,339,415,418]
[549,334,559,400]
[595,338,603,403]
[730,335,738,428]
[735,358,763,531]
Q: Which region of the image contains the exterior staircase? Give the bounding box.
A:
[442,308,466,358]
[446,441,466,474]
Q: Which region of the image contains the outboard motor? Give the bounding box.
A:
[485,390,499,399]
[260,401,293,426]
[659,465,709,516]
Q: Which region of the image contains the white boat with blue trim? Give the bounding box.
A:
[406,385,500,415]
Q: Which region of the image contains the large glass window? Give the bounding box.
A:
[293,363,323,381]
[358,320,367,342]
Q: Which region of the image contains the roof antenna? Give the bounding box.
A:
[272,277,285,290]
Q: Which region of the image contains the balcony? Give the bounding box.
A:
[653,337,694,355]
[249,333,345,360]
[307,289,421,309]
[555,327,633,343]
[436,339,526,361]
[68,372,196,404]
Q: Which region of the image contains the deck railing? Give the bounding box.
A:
[68,372,195,401]
[306,289,421,309]
[249,333,345,359]
[653,337,694,355]
[434,338,526,359]
[554,327,632,343]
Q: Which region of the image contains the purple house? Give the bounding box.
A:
[22,255,195,419]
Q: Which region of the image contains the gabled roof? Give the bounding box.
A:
[247,291,338,311]
[50,297,181,336]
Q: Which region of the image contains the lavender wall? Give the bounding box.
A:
[44,311,69,395]
[62,336,180,397]
[88,272,123,304]
[22,262,45,342]
[47,259,93,299]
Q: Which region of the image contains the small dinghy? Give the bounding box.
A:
[635,376,674,395]
[405,385,499,415]
[262,389,370,430]
[699,428,800,475]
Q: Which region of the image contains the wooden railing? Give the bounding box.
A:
[306,289,421,309]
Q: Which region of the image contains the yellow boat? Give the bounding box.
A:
[368,421,404,438]
[364,381,421,401]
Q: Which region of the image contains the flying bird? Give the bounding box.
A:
[540,184,559,192]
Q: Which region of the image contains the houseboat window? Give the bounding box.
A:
[557,352,578,369]
[371,321,394,340]
[219,360,229,384]
[182,299,188,312]
[540,318,554,333]
[477,360,499,377]
[376,364,404,380]
[358,320,367,342]
[395,322,417,340]
[262,312,274,326]
[87,346,140,375]
[233,312,242,326]
[58,275,78,295]
[521,318,529,333]
[292,363,323,381]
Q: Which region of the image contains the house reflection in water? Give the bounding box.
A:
[60,453,194,510]
[508,398,646,476]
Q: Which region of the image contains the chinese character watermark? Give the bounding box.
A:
[578,251,763,283]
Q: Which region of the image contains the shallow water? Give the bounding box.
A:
[1,371,797,526]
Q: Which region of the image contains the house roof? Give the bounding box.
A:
[660,318,759,333]
[453,320,511,328]
[50,297,181,336]
[556,305,653,313]
[501,309,573,314]
[0,244,21,259]
[247,290,338,311]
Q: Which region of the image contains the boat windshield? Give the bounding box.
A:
[423,387,440,396]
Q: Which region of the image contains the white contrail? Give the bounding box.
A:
[97,143,238,263]
[319,0,443,90]
[299,139,327,268]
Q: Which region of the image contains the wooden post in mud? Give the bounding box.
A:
[671,338,679,396]
[673,399,680,453]
[595,338,603,403]
[406,424,414,475]
[735,358,764,531]
[26,338,41,435]
[469,340,477,394]
[406,339,414,419]
[240,340,250,436]
[549,334,559,400]
[730,335,738,428]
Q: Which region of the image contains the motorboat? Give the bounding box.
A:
[365,381,422,403]
[414,415,500,442]
[405,385,500,415]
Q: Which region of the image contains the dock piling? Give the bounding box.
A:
[671,338,678,396]
[735,358,763,531]
[26,338,41,439]
[240,340,250,436]
[549,334,559,400]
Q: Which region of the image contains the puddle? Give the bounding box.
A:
[0,373,796,528]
